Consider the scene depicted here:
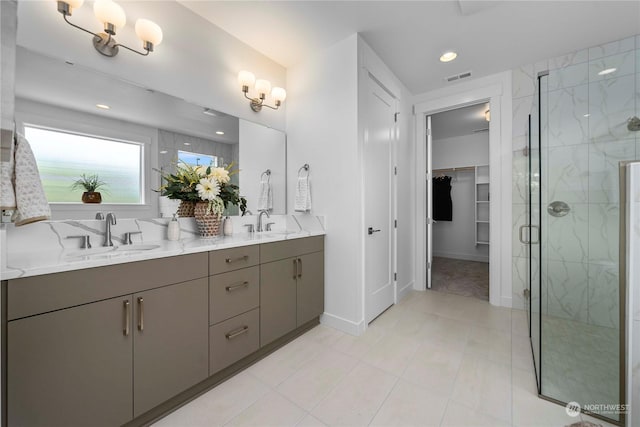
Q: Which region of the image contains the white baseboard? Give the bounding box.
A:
[320,312,365,336]
[433,251,489,263]
[501,295,512,308]
[397,280,414,302]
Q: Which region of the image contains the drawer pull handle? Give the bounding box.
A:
[225,325,249,340]
[225,255,249,264]
[297,258,302,278]
[293,259,298,279]
[226,281,250,292]
[137,297,144,331]
[123,300,130,336]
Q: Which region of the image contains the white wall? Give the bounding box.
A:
[238,119,286,214]
[16,1,287,131]
[432,133,489,170]
[286,34,361,334]
[15,98,160,220]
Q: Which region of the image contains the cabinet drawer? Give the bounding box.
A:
[209,308,260,374]
[210,245,260,275]
[260,236,324,264]
[210,267,259,325]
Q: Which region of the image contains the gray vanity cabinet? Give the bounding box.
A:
[133,278,209,417]
[259,257,298,346]
[260,236,325,346]
[296,251,325,326]
[8,296,134,427]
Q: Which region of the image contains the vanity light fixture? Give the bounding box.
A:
[598,67,617,76]
[439,51,457,62]
[55,0,163,57]
[238,70,286,112]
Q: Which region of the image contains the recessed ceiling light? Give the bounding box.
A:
[439,51,457,62]
[96,104,110,110]
[598,68,617,76]
[159,150,168,154]
[583,114,590,118]
[216,131,224,135]
[183,142,191,146]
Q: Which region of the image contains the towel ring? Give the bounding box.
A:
[261,169,271,183]
[298,164,310,178]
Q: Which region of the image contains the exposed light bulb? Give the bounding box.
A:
[255,79,272,97]
[135,19,163,48]
[238,71,256,91]
[94,0,126,30]
[271,87,287,104]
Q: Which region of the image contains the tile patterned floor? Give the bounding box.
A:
[154,291,617,427]
[431,257,490,301]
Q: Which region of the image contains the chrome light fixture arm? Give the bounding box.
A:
[243,89,281,112]
[56,0,161,58]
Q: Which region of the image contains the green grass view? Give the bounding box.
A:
[25,127,142,203]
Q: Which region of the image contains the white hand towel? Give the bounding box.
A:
[0,160,16,210]
[257,179,272,211]
[12,134,51,226]
[294,176,311,212]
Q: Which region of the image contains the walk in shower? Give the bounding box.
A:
[523,38,639,424]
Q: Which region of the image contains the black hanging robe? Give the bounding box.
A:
[432,176,452,221]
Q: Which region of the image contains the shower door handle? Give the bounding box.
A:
[519,224,540,245]
[530,225,540,244]
[519,225,530,244]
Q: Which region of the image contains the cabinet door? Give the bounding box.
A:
[8,296,133,427]
[260,258,297,346]
[297,251,325,326]
[133,278,209,417]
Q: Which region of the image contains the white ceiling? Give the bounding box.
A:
[179,0,640,94]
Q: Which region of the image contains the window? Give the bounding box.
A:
[25,126,144,204]
[178,150,223,168]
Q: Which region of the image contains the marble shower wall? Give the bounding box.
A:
[512,35,640,331]
[158,129,239,173]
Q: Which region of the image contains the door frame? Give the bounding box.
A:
[413,72,512,307]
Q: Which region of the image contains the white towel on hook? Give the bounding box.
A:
[11,134,51,226]
[294,176,311,212]
[257,179,272,211]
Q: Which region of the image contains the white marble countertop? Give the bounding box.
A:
[1,230,325,280]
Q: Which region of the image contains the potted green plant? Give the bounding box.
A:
[71,174,107,204]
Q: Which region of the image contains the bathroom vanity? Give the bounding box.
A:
[2,233,324,426]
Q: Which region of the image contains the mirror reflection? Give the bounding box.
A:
[13,47,286,219]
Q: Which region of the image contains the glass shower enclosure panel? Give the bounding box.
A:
[527,41,639,423]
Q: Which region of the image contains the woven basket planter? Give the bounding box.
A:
[176,200,196,217]
[193,201,222,238]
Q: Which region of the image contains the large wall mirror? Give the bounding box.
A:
[12,46,286,220]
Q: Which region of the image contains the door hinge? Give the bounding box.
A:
[427,128,432,136]
[394,166,397,175]
[394,219,397,228]
[427,262,431,270]
[394,272,397,281]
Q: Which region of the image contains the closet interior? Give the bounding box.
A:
[430,103,490,301]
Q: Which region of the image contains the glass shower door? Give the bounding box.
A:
[526,75,543,392]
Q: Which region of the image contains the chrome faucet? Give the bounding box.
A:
[104,212,117,246]
[257,209,270,232]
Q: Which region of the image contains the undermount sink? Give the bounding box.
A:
[65,244,161,260]
[114,244,161,252]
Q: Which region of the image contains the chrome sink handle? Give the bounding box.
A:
[123,231,142,245]
[265,222,275,231]
[66,235,92,249]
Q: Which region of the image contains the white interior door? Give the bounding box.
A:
[364,75,395,323]
[426,115,433,289]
